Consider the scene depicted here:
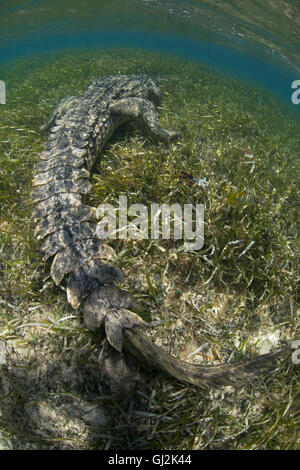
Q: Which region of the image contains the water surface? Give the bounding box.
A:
[0,0,299,113]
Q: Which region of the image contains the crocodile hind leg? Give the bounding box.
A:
[99,340,141,399]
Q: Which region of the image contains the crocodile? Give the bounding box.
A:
[32,74,287,389]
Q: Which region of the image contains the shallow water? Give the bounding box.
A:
[0,2,300,451]
[0,0,299,113]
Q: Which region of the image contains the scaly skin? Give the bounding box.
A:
[32,75,288,389]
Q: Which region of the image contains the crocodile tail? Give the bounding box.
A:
[80,288,288,388]
[124,328,288,388]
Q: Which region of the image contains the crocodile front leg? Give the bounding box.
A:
[109,97,179,141]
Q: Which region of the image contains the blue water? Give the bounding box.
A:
[0,0,299,115]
